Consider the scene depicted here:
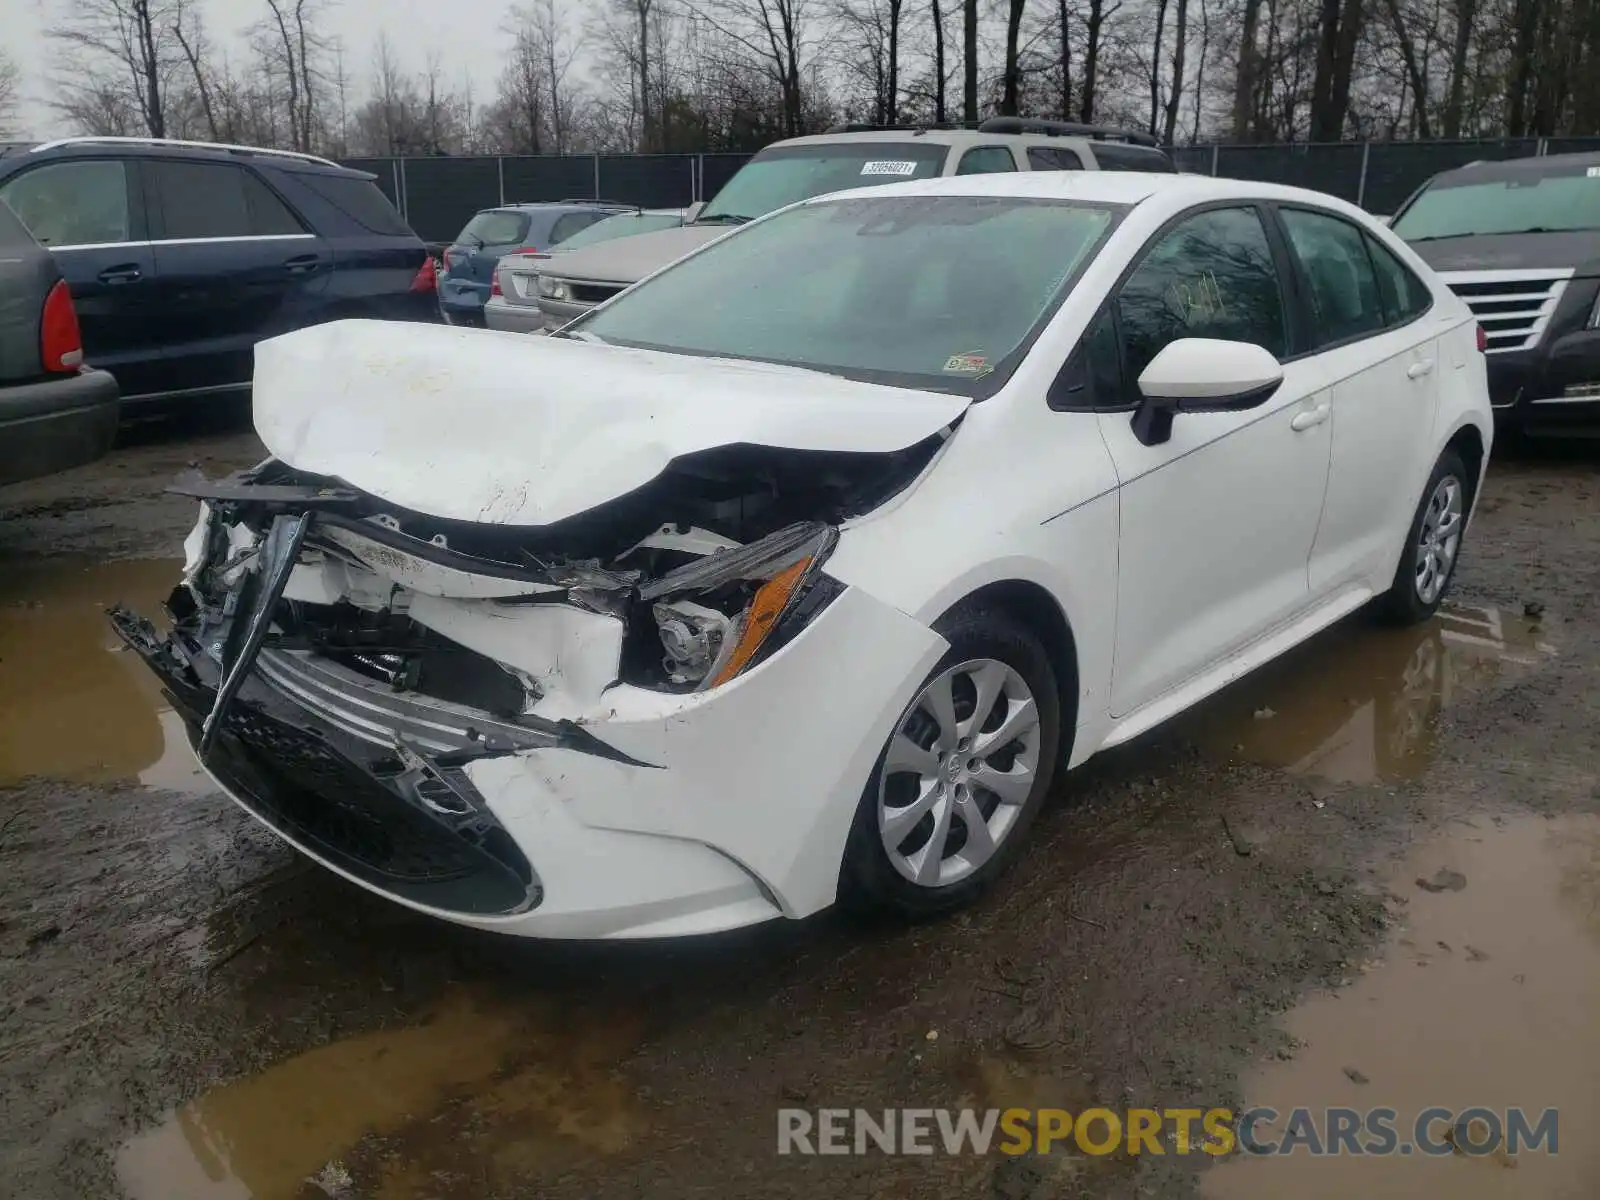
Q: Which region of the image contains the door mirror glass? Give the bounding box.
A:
[1137,337,1283,411]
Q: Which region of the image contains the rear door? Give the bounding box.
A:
[0,156,161,394]
[144,157,326,395]
[1271,205,1444,595]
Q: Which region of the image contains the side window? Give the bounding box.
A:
[1364,234,1432,326]
[1027,146,1084,171]
[242,172,307,235]
[1279,208,1384,346]
[153,160,259,240]
[0,160,131,247]
[549,212,602,245]
[1089,144,1178,173]
[956,147,1018,175]
[1115,206,1288,396]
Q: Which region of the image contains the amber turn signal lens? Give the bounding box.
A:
[707,558,813,688]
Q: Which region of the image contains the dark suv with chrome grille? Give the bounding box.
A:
[1392,151,1600,438]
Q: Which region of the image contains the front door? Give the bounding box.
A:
[1093,205,1334,717]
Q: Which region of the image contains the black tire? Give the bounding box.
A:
[839,605,1062,919]
[1373,447,1470,626]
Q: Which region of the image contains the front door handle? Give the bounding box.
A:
[97,264,142,284]
[283,254,323,275]
[1290,404,1330,432]
[1407,359,1436,379]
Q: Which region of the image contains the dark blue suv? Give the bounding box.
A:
[438,201,629,325]
[0,137,440,410]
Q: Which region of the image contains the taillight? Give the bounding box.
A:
[1476,325,1488,353]
[410,255,437,293]
[512,246,540,255]
[490,272,502,297]
[41,279,84,373]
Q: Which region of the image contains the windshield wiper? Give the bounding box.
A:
[1410,226,1560,242]
[694,213,753,225]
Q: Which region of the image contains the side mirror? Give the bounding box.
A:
[1131,338,1284,446]
[684,201,707,224]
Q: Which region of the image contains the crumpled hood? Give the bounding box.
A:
[252,319,969,527]
[537,224,726,285]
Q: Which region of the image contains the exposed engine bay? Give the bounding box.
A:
[165,433,945,726]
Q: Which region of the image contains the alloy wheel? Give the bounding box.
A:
[1414,475,1463,606]
[877,658,1042,888]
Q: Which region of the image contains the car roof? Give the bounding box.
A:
[4,137,373,180]
[1430,150,1600,185]
[495,201,634,214]
[769,127,1163,154]
[797,169,1376,215]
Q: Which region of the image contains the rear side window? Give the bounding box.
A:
[1365,234,1432,326]
[549,211,605,245]
[1027,146,1084,171]
[298,173,413,236]
[1279,207,1384,346]
[459,209,530,247]
[0,159,131,246]
[151,160,306,239]
[956,147,1018,175]
[1090,144,1177,173]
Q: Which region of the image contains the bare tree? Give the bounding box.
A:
[257,0,326,152]
[1000,0,1027,115]
[1162,0,1190,143]
[930,0,948,121]
[0,50,20,138]
[50,0,187,137]
[961,0,978,120]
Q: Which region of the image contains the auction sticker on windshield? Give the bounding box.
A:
[943,351,990,375]
[861,161,920,176]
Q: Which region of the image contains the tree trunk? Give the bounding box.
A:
[1001,0,1026,115]
[1506,0,1537,134]
[637,0,653,151]
[1441,0,1474,136]
[1058,0,1073,119]
[135,0,165,137]
[963,0,978,121]
[1309,0,1361,141]
[1191,0,1210,143]
[1232,0,1261,139]
[887,0,902,125]
[1163,0,1189,145]
[1148,0,1168,134]
[172,18,219,139]
[932,0,947,122]
[1081,0,1105,122]
[1383,0,1433,137]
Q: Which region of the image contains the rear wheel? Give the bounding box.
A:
[840,606,1061,918]
[1374,448,1469,626]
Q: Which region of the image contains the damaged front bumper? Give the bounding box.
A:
[112,479,944,939]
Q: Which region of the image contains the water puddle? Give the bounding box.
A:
[1181,604,1554,784]
[1205,813,1600,1198]
[117,988,640,1200]
[0,557,211,792]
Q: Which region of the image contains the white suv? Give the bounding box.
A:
[531,118,1176,327]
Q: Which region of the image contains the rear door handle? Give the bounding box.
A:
[97,264,142,284]
[1407,359,1436,379]
[284,254,324,275]
[1290,403,1330,432]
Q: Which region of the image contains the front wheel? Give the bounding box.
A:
[839,606,1062,918]
[1374,448,1470,626]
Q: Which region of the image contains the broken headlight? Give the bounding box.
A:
[639,522,841,691]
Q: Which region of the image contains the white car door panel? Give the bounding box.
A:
[1272,206,1445,594]
[1080,204,1335,718]
[1100,363,1332,717]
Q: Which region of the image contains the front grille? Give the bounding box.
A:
[570,281,625,305]
[1441,269,1573,354]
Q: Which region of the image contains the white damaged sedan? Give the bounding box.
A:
[112,172,1491,938]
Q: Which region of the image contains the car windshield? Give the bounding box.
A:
[1393,169,1600,239]
[557,210,683,251]
[697,142,950,223]
[572,195,1118,395]
[457,209,529,246]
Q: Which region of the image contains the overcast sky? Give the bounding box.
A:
[8,0,589,140]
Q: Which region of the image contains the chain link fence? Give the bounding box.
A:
[353,138,1600,242]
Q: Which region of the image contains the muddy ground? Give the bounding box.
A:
[1,414,1597,1200]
